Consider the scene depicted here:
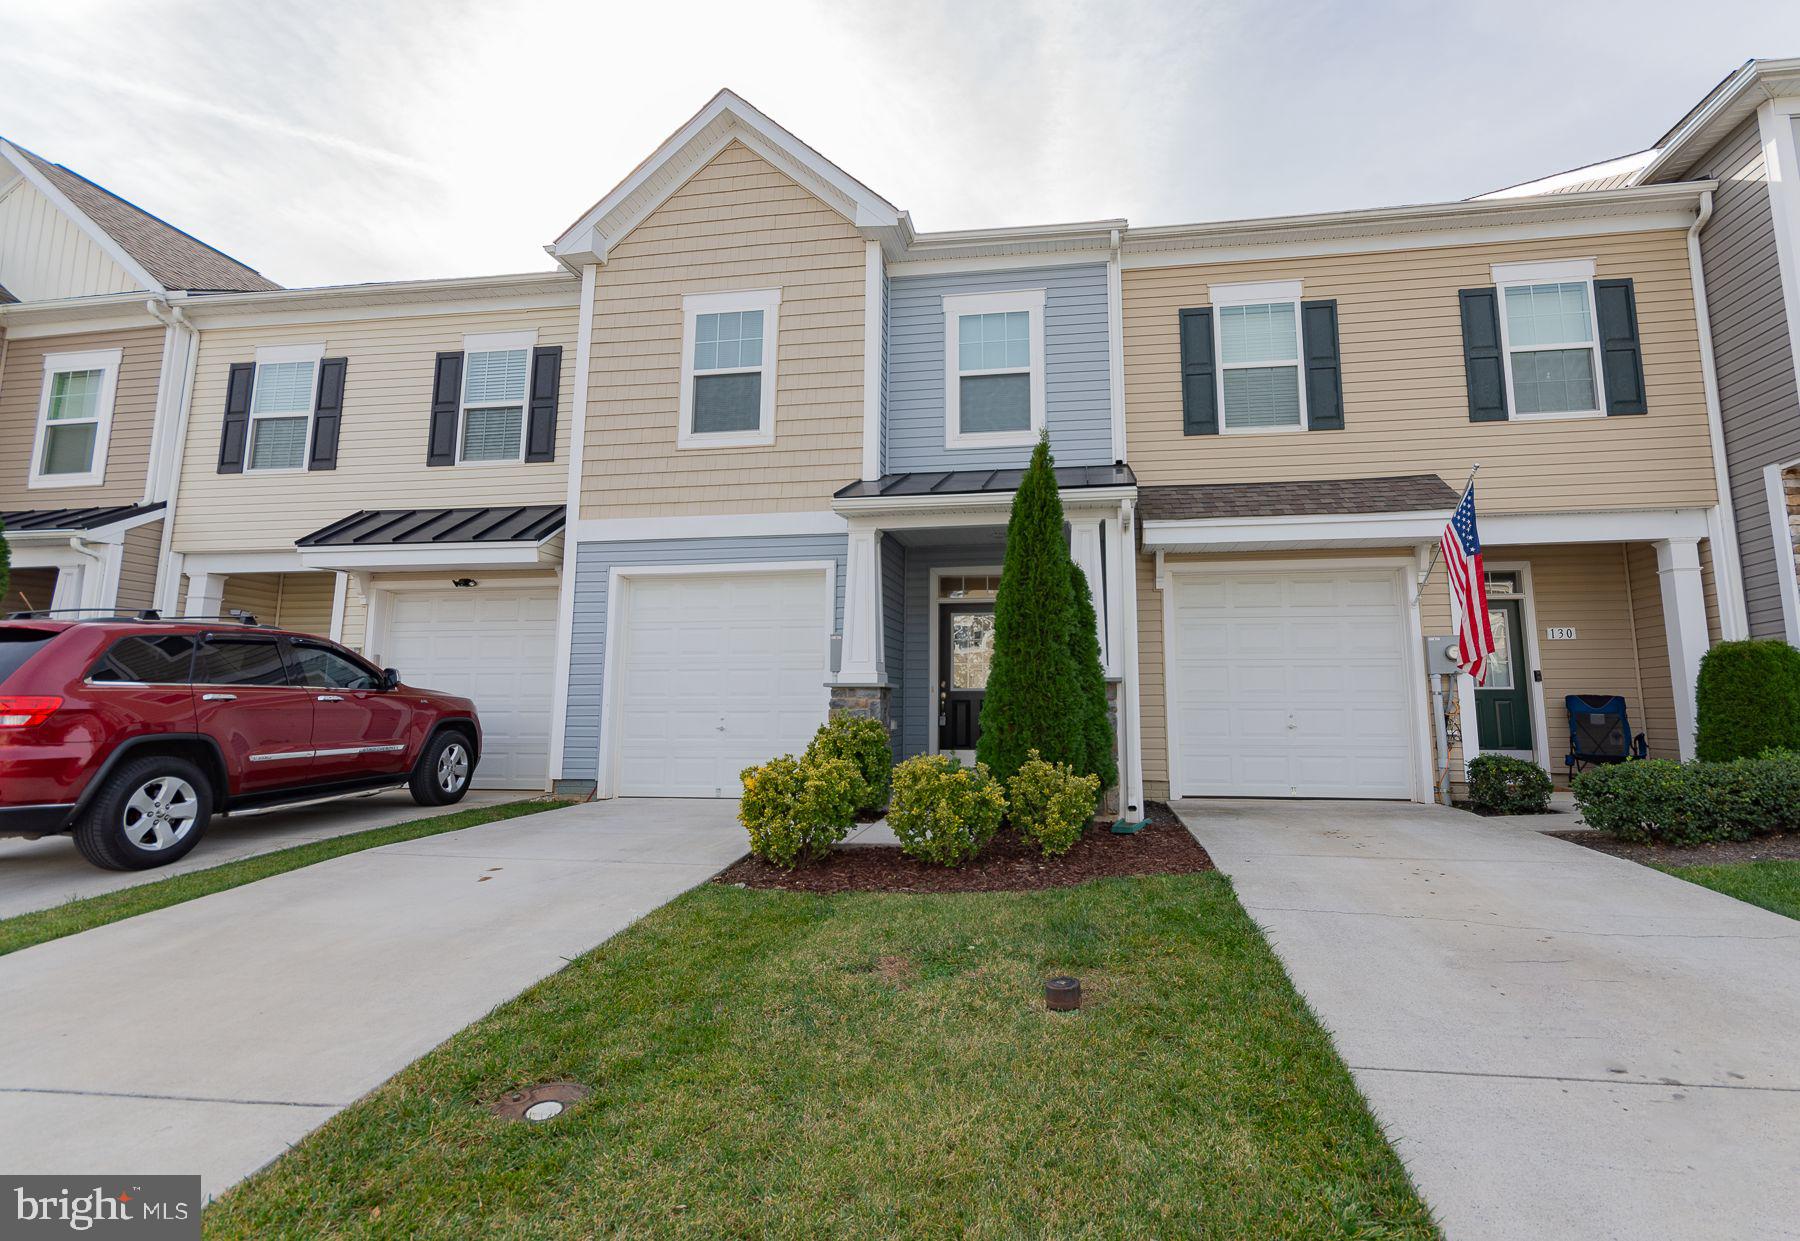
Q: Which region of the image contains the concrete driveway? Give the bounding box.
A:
[1180,799,1800,1241]
[0,789,519,920]
[0,798,746,1198]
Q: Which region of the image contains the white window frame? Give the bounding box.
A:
[1490,258,1605,422]
[28,348,122,489]
[455,329,537,466]
[244,343,325,475]
[677,288,781,450]
[943,288,1047,450]
[1207,279,1308,436]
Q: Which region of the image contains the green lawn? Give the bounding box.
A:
[0,798,560,957]
[1659,859,1800,921]
[207,874,1436,1240]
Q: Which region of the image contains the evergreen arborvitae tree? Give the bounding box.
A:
[1068,563,1117,790]
[976,435,1083,785]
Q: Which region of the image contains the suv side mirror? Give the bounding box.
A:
[382,667,401,691]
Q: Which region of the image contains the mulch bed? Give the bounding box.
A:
[1550,831,1800,866]
[713,801,1212,894]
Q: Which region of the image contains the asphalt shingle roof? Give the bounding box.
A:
[1137,475,1458,521]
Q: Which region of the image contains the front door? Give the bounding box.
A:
[937,602,995,759]
[1475,598,1532,752]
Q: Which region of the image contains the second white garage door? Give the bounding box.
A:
[613,570,829,797]
[383,586,558,790]
[1168,568,1417,799]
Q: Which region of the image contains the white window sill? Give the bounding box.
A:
[454,456,530,467]
[676,429,775,450]
[1507,409,1606,423]
[1220,422,1305,436]
[945,429,1038,451]
[244,465,309,476]
[27,471,106,489]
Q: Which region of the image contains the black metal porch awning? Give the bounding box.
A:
[0,502,165,534]
[296,505,565,547]
[834,463,1136,501]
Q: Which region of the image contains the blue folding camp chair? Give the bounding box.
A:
[1563,694,1648,777]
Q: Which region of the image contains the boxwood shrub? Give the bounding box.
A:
[887,754,1008,867]
[738,753,864,869]
[1466,754,1552,815]
[1694,639,1800,762]
[1571,753,1800,845]
[1008,749,1099,857]
[805,715,893,814]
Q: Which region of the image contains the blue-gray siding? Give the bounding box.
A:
[885,263,1113,473]
[561,533,848,780]
[878,263,890,475]
[880,533,905,699]
[1696,118,1800,638]
[896,544,1006,759]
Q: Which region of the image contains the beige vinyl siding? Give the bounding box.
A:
[217,571,335,635]
[1624,545,1678,760]
[1699,538,1722,644]
[580,140,866,517]
[116,519,163,612]
[340,574,368,651]
[0,324,165,506]
[0,180,142,302]
[219,573,281,623]
[172,304,577,554]
[2,566,57,613]
[1123,229,1717,513]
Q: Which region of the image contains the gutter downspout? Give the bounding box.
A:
[1118,498,1146,821]
[144,299,199,616]
[1686,189,1751,639]
[66,535,110,612]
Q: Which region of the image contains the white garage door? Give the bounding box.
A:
[1169,569,1416,799]
[384,587,557,790]
[614,570,828,797]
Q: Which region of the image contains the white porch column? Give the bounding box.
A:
[184,572,225,620]
[1655,537,1709,760]
[48,562,86,613]
[836,520,884,685]
[1069,517,1108,668]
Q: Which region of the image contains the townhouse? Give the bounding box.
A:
[0,137,275,618]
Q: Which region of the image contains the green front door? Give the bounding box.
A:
[1475,598,1532,751]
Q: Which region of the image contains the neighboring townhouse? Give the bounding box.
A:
[0,138,276,618]
[1485,57,1800,646]
[159,274,580,789]
[544,92,1141,805]
[1120,183,1735,805]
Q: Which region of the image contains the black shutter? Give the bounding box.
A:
[1300,299,1344,431]
[308,357,348,470]
[525,345,562,463]
[427,351,463,466]
[1594,278,1647,415]
[1458,288,1509,422]
[217,362,255,473]
[1178,307,1218,435]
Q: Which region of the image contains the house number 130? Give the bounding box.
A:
[1545,627,1578,640]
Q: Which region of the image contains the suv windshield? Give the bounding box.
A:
[0,629,59,686]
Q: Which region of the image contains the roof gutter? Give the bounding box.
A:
[1685,188,1750,638]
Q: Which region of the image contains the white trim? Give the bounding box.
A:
[1489,257,1595,285]
[1491,269,1605,422]
[1764,462,1800,646]
[834,485,1136,522]
[0,311,165,340]
[1758,100,1800,435]
[836,521,885,685]
[1686,189,1750,639]
[1655,538,1709,760]
[942,287,1046,450]
[888,249,1112,278]
[1206,278,1303,306]
[175,290,577,331]
[454,336,535,466]
[548,262,599,782]
[297,541,560,571]
[926,564,1004,758]
[153,314,202,616]
[1157,556,1430,803]
[329,571,348,642]
[26,347,122,490]
[594,559,837,798]
[1210,292,1308,436]
[0,139,163,293]
[1140,505,1714,553]
[1119,501,1145,816]
[1471,559,1553,774]
[569,509,847,543]
[244,347,323,474]
[861,240,883,480]
[461,329,537,354]
[254,342,326,365]
[180,550,308,576]
[1484,508,1711,544]
[676,287,781,450]
[1106,234,1127,463]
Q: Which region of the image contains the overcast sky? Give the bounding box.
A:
[4,0,1799,288]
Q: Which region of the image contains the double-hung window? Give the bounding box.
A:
[247,344,323,472]
[458,331,534,463]
[943,288,1045,449]
[1492,259,1602,418]
[678,288,780,448]
[1210,281,1305,434]
[29,348,121,488]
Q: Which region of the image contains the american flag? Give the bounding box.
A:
[1442,484,1495,685]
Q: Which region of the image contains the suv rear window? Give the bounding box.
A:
[89,635,197,684]
[195,637,289,687]
[0,629,59,685]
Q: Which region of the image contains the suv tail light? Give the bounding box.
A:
[0,696,62,727]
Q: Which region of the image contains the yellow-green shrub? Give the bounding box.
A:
[1008,749,1099,857]
[805,715,892,813]
[887,754,1007,867]
[738,753,863,869]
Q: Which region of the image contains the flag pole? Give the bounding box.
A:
[1416,461,1481,589]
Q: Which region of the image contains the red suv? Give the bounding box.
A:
[0,614,482,870]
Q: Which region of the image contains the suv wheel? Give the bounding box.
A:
[73,756,213,871]
[410,731,474,807]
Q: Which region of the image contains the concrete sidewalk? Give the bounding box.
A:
[0,798,746,1198]
[1178,799,1800,1241]
[0,789,519,919]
